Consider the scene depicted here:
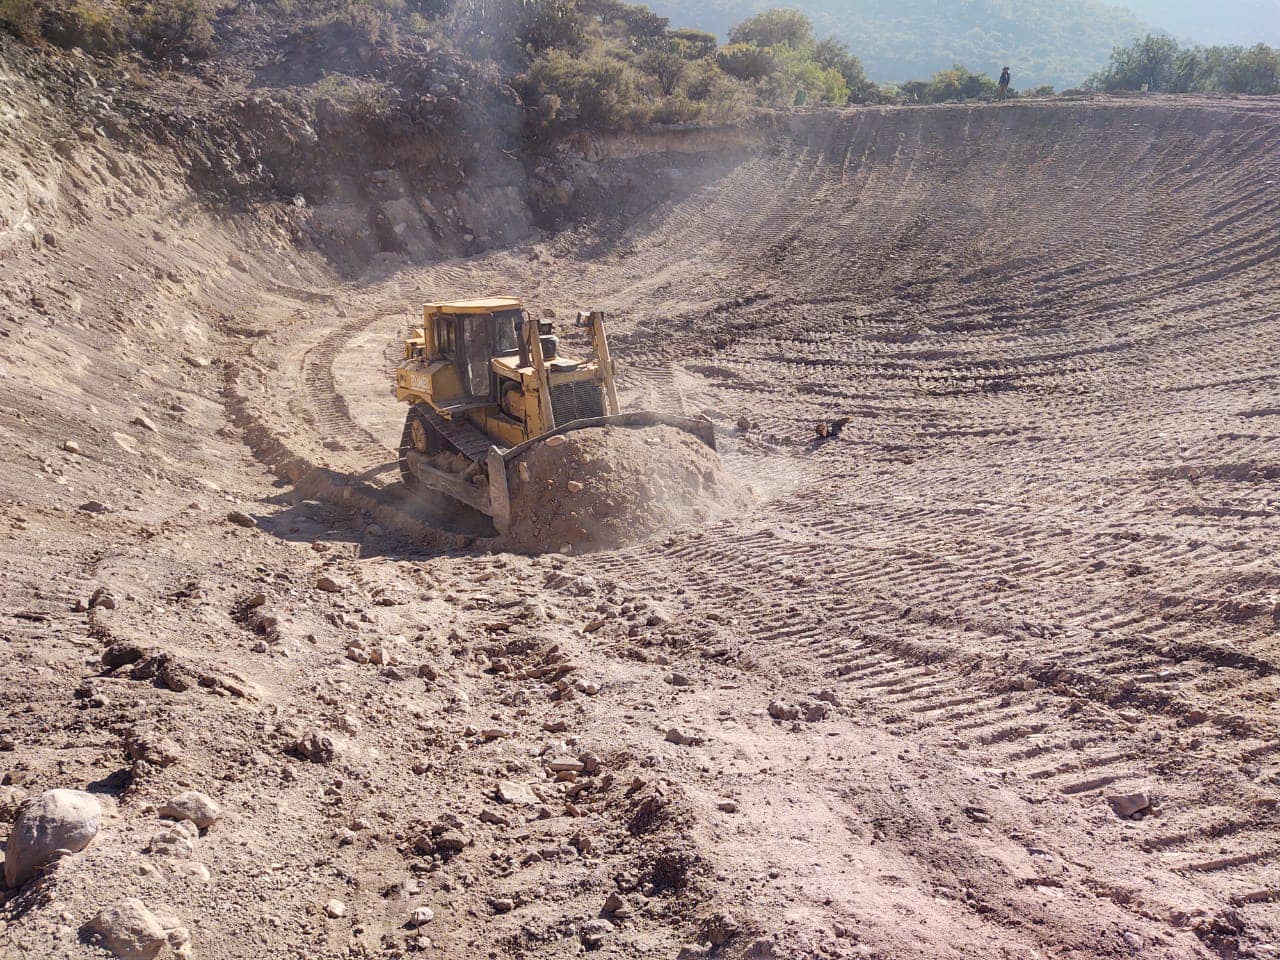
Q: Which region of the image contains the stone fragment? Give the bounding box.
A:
[296,729,337,764]
[582,917,614,947]
[82,899,167,960]
[4,789,101,887]
[101,643,145,669]
[125,728,181,767]
[315,575,344,593]
[665,727,702,746]
[226,510,256,528]
[324,899,346,918]
[158,791,220,829]
[767,700,801,721]
[1107,792,1151,818]
[0,785,28,822]
[496,780,539,805]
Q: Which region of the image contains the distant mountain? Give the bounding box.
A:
[646,0,1155,89]
[1120,0,1280,47]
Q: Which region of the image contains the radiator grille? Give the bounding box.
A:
[549,380,605,427]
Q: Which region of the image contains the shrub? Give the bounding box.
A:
[526,49,646,127]
[728,7,811,50]
[813,37,875,102]
[716,42,776,81]
[54,0,129,53]
[639,45,686,95]
[313,74,396,125]
[135,0,214,60]
[580,0,666,41]
[768,43,848,105]
[669,27,715,59]
[451,0,584,58]
[0,0,42,42]
[924,64,997,101]
[650,94,702,124]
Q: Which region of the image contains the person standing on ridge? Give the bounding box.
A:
[997,66,1011,101]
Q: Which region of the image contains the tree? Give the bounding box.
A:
[728,8,812,50]
[924,65,998,101]
[813,36,875,102]
[1091,34,1195,92]
[670,27,716,59]
[1206,43,1280,94]
[640,45,687,95]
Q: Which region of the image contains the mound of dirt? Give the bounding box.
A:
[500,425,747,553]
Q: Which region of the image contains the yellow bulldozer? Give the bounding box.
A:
[394,297,716,533]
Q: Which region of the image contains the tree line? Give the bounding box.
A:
[1088,35,1280,95]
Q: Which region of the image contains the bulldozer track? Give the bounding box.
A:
[265,99,1280,944]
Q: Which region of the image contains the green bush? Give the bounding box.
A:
[526,49,647,127]
[924,64,998,101]
[813,37,875,103]
[639,45,686,95]
[768,43,848,105]
[580,0,665,40]
[728,7,811,49]
[451,0,584,57]
[716,42,776,81]
[650,94,702,123]
[669,27,715,59]
[135,0,214,60]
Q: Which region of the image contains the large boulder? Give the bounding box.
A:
[4,788,101,887]
[82,898,168,960]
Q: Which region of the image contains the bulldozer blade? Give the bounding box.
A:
[500,412,717,466]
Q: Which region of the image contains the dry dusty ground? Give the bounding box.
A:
[2,72,1279,960]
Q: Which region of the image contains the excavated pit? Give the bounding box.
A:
[499,425,750,554]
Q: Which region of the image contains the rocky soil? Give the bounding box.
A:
[2,31,1280,960]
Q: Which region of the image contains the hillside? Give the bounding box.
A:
[646,0,1154,88]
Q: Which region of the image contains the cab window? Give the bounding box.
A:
[493,309,522,354]
[437,315,457,357]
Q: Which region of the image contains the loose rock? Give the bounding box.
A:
[296,729,337,764]
[1107,791,1151,818]
[4,788,101,887]
[158,790,220,829]
[83,899,168,960]
[496,780,539,805]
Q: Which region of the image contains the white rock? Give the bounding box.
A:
[158,791,220,829]
[496,780,539,805]
[409,906,434,927]
[325,899,347,918]
[82,899,167,960]
[4,788,101,887]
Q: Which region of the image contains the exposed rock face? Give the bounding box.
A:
[4,788,101,888]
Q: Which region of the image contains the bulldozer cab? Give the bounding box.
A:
[424,301,523,402]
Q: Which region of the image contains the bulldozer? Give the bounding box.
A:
[394,297,716,533]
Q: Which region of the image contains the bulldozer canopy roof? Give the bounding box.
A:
[426,297,522,314]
